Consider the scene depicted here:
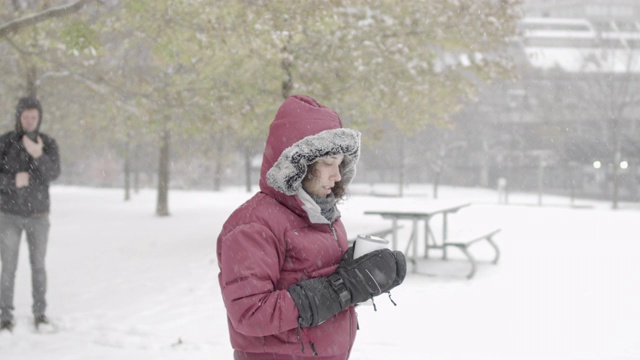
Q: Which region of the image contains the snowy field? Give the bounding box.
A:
[0,184,639,360]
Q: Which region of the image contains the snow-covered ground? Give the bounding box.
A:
[0,184,638,360]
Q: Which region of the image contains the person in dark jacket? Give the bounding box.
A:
[217,95,406,359]
[0,97,60,332]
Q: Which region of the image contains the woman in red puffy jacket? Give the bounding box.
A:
[217,95,406,360]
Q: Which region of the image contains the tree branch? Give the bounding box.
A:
[0,0,96,38]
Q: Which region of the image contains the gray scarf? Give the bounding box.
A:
[308,192,340,223]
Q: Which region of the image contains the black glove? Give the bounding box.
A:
[335,248,406,305]
[288,275,350,327]
[288,248,406,327]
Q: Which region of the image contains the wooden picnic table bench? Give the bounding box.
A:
[364,202,501,279]
[443,228,501,279]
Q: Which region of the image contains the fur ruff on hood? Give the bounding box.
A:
[259,95,360,198]
[266,127,360,195]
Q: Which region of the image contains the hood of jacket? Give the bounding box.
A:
[259,95,360,217]
[14,97,43,136]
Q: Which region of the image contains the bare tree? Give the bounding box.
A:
[0,0,96,38]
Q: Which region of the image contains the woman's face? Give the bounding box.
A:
[303,155,344,198]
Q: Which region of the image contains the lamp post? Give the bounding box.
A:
[568,161,578,206]
[593,160,604,197]
[613,149,621,209]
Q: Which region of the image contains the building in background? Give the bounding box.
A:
[447,0,640,204]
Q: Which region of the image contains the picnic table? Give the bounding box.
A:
[364,202,501,278]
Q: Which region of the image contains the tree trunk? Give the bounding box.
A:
[26,63,37,97]
[611,117,620,210]
[612,148,620,210]
[133,141,140,193]
[537,159,544,206]
[479,159,489,187]
[156,129,170,216]
[433,171,441,199]
[244,150,252,193]
[213,136,224,191]
[124,136,131,201]
[281,34,293,99]
[397,137,405,197]
[213,160,222,191]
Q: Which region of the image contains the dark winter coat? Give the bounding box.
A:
[0,108,60,216]
[217,95,361,358]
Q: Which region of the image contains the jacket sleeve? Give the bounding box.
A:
[0,137,14,191]
[31,136,60,183]
[218,222,301,337]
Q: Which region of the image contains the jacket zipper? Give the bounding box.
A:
[330,222,343,254]
[329,223,338,242]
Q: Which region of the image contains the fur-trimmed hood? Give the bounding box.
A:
[259,95,360,207]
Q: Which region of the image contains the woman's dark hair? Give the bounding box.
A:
[304,161,348,200]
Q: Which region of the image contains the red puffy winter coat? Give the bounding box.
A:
[217,95,361,359]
